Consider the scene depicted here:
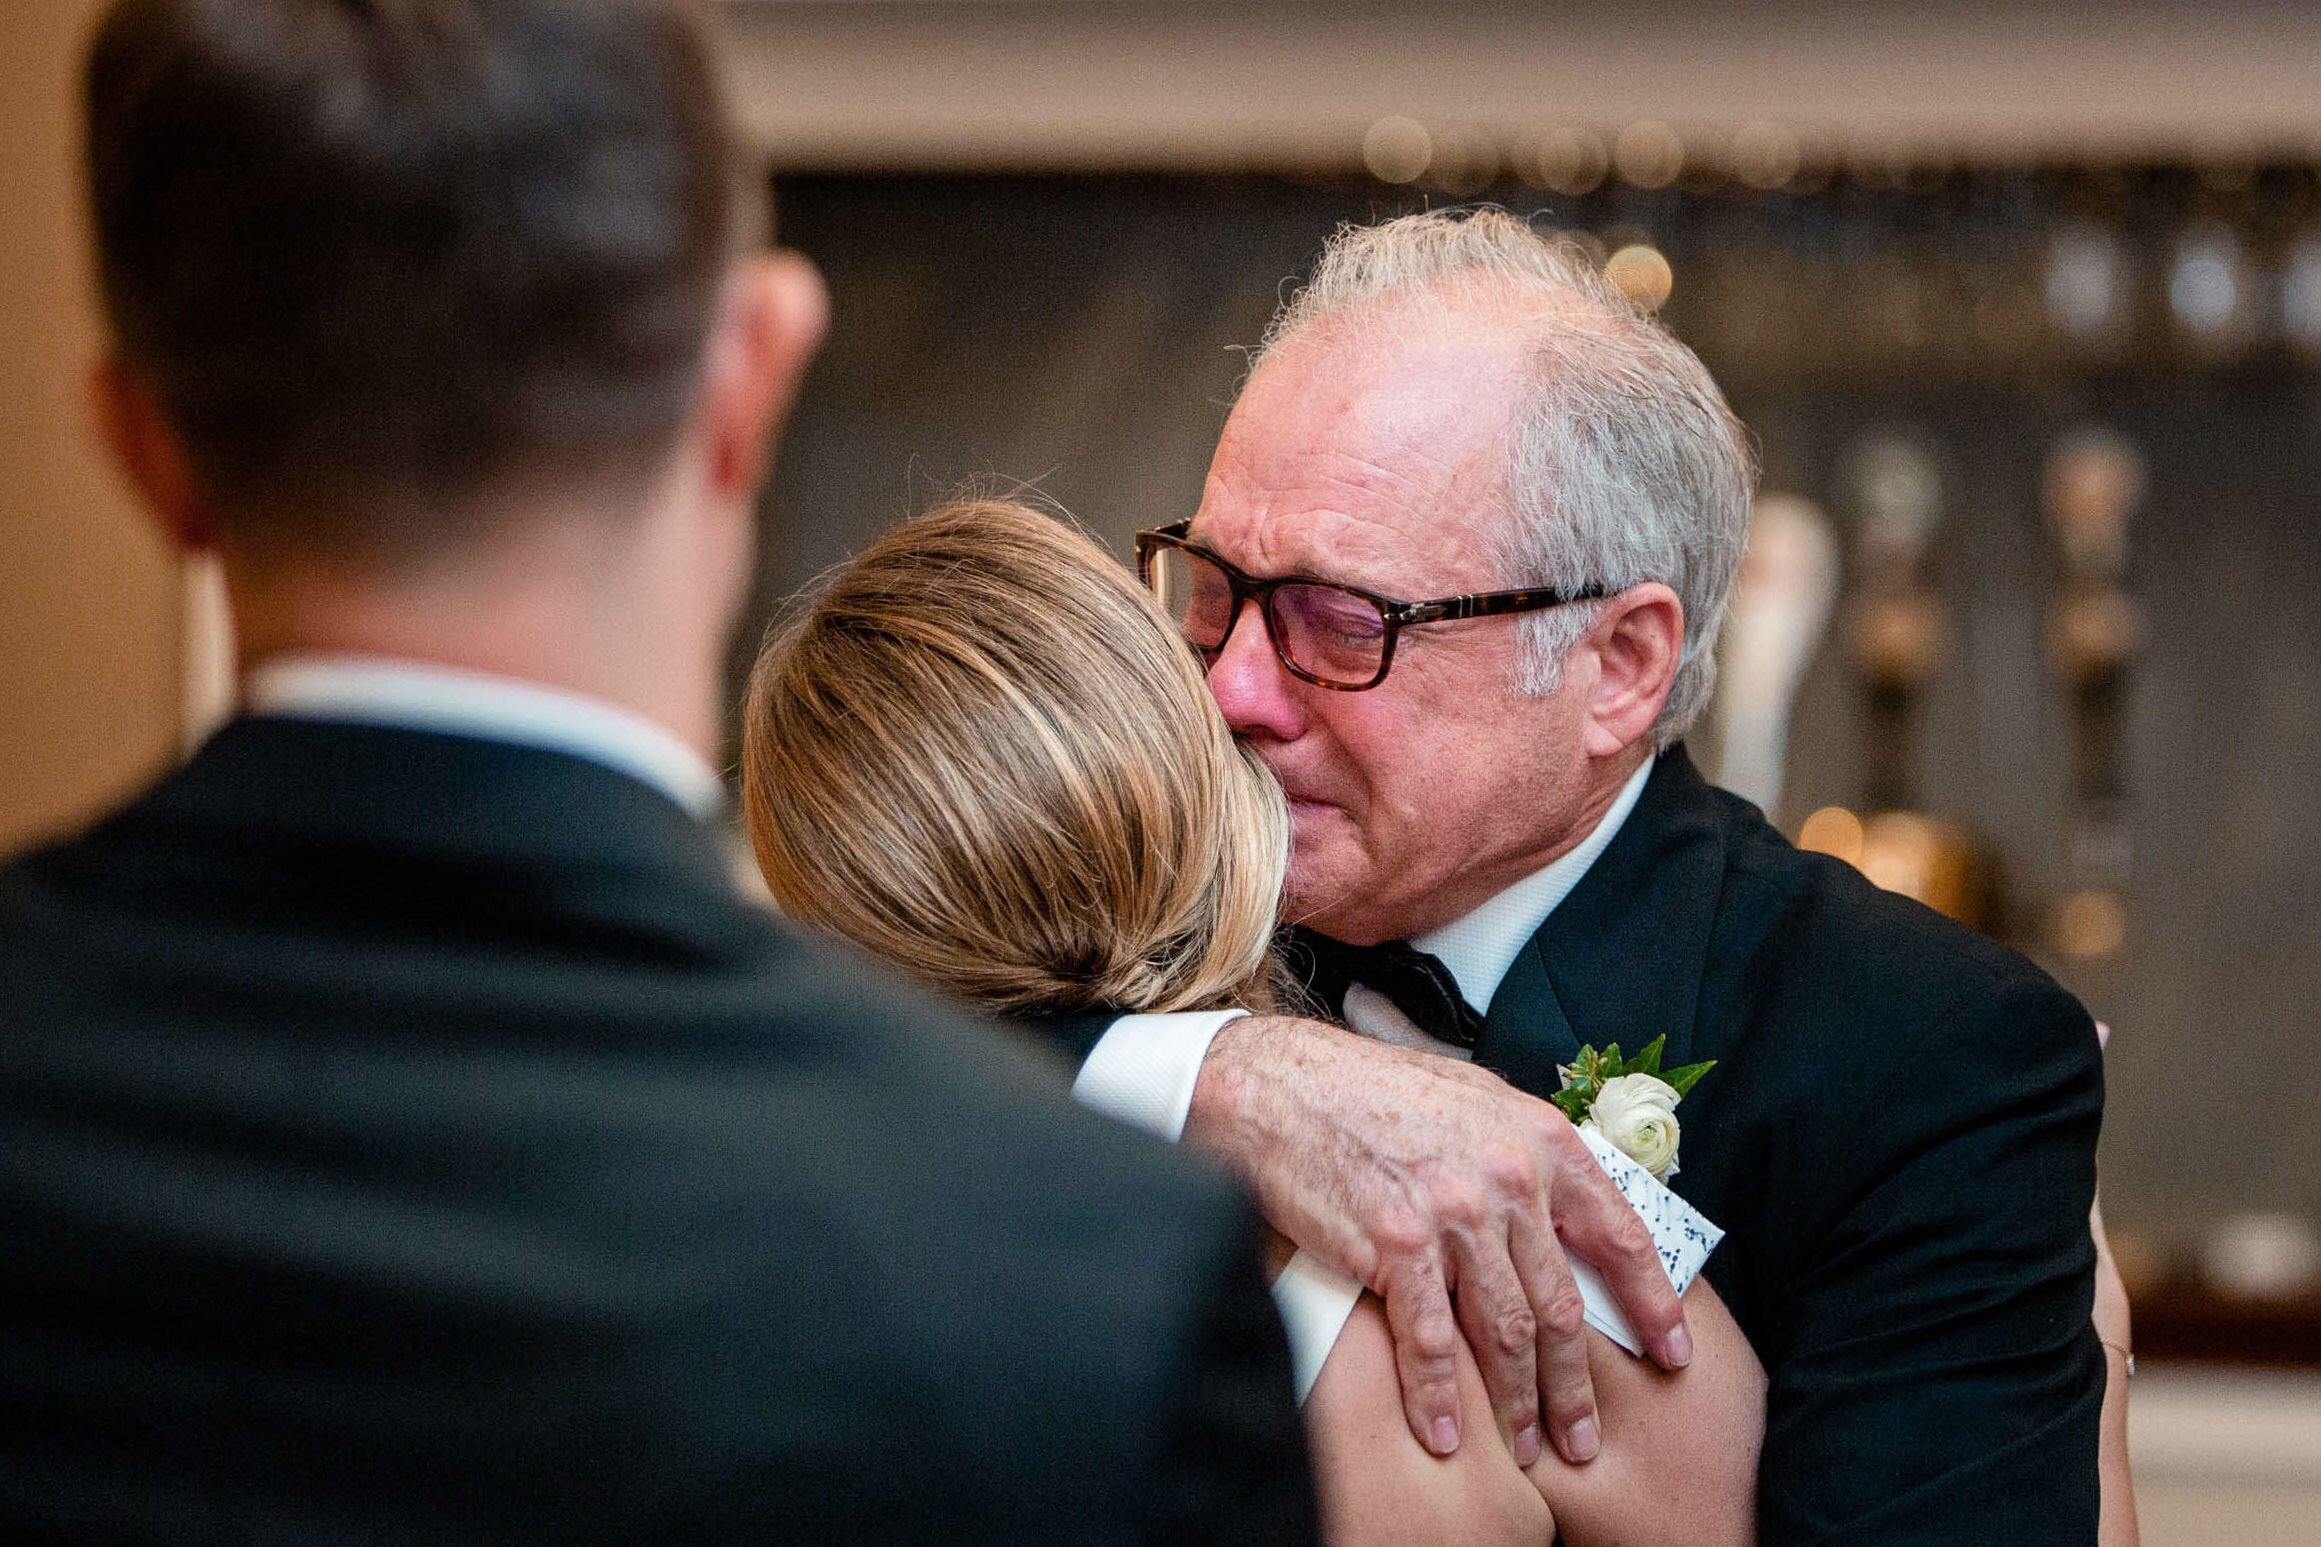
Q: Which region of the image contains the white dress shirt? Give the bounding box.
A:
[242,653,725,821]
[1409,757,1655,1017]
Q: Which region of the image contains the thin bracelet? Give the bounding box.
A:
[2097,1337,2136,1377]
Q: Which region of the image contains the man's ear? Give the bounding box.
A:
[1580,582,1684,758]
[89,357,212,552]
[698,251,830,505]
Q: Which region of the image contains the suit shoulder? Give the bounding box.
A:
[1717,792,2064,995]
[1699,790,2095,1087]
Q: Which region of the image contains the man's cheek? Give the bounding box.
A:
[1286,802,1343,852]
[1288,805,1369,877]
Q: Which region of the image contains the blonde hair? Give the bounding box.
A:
[741,498,1289,1018]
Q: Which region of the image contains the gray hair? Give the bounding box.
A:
[1252,209,1757,748]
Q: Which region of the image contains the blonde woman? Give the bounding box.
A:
[742,497,2140,1544]
[743,497,1765,1546]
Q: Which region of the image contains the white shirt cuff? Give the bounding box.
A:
[1069,1009,1247,1142]
[1273,1249,1365,1406]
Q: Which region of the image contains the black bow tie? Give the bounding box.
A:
[1280,925,1486,1051]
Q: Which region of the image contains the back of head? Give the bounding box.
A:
[84,0,740,558]
[742,498,1288,1018]
[1258,208,1758,748]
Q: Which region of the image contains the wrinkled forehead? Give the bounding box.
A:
[1195,308,1534,591]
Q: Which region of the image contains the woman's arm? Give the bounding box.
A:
[1303,1289,1553,1547]
[1300,1274,1763,1547]
[2093,1185,2138,1547]
[1519,1278,1763,1546]
[2091,1020,2138,1547]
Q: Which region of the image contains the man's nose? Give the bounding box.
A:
[1205,598,1304,742]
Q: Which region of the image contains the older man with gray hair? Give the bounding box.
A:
[1065,209,2105,1541]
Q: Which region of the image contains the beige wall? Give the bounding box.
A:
[0,0,183,857]
[720,0,2321,172]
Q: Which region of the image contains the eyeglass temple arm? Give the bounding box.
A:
[1395,584,1609,624]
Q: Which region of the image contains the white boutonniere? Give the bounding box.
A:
[1553,1036,1715,1181]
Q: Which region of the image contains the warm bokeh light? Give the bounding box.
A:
[1855,811,1945,900]
[1804,810,1986,926]
[1606,242,1674,309]
[1361,116,1432,184]
[1613,120,1683,189]
[1428,126,1499,196]
[1531,127,1608,196]
[2055,888,2129,958]
[1798,805,1866,866]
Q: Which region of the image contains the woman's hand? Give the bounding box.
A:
[2092,1020,2139,1547]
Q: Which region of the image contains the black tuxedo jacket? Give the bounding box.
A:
[1483,748,2103,1543]
[0,717,1316,1546]
[1061,746,2104,1545]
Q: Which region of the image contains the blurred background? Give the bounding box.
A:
[6,1,2318,1537]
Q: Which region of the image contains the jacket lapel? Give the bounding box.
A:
[1478,747,1729,1097]
[1475,935,1582,1093]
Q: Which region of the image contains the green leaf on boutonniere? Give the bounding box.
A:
[1554,1036,1718,1123]
[1663,1060,1716,1099]
[1550,1084,1595,1124]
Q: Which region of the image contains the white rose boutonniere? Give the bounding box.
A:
[1553,1036,1714,1181]
[1586,1074,1684,1178]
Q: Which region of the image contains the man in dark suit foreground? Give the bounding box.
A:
[1068,209,2106,1541]
[0,2,1315,1541]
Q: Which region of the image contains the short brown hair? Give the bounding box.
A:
[741,499,1289,1018]
[84,0,740,553]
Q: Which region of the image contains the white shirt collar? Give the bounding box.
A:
[241,653,725,821]
[1412,755,1655,1015]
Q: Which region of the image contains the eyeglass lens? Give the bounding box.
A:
[1147,546,1388,685]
